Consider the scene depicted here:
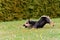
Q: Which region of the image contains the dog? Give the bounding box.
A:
[23,15,54,28]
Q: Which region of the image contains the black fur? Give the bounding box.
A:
[33,17,50,28]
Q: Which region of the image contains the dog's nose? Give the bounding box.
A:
[23,24,27,28]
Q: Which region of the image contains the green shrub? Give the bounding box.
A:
[0,0,60,21]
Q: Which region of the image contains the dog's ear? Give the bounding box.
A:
[25,19,30,24]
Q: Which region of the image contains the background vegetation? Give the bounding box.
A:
[0,0,60,21]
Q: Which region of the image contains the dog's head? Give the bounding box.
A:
[23,19,37,28]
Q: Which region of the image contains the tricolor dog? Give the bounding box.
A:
[23,15,54,28]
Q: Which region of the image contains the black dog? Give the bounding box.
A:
[23,15,54,28]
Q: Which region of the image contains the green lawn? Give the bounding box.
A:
[0,18,60,40]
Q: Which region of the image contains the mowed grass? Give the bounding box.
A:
[0,18,60,40]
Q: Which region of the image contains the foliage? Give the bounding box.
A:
[0,0,60,21]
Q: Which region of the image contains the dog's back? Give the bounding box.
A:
[33,17,47,28]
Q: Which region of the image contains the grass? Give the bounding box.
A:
[0,18,60,40]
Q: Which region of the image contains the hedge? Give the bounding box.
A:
[0,0,60,21]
